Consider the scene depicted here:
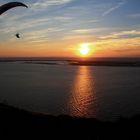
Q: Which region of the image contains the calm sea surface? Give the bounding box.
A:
[0,62,140,121]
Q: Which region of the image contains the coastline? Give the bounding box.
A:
[0,58,140,67]
[0,103,140,139]
[67,60,140,67]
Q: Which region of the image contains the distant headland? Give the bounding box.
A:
[0,57,140,67]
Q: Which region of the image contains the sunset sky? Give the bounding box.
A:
[0,0,140,57]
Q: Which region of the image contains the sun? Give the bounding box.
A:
[79,43,90,56]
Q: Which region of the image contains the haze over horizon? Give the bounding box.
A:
[0,0,140,58]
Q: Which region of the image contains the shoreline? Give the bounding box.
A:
[67,60,140,67]
[0,59,140,67]
[0,102,140,139]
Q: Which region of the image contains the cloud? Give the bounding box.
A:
[93,37,140,57]
[22,27,65,42]
[60,27,110,41]
[128,13,140,18]
[102,0,126,16]
[71,28,107,34]
[99,30,140,39]
[0,14,70,42]
[92,28,140,56]
[32,0,74,10]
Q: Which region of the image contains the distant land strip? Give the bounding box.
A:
[67,60,140,67]
[0,58,140,67]
[0,59,140,67]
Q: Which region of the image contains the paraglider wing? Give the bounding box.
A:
[0,2,28,15]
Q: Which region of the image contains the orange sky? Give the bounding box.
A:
[0,0,140,58]
[0,36,140,58]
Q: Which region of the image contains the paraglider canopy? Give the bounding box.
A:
[0,2,28,15]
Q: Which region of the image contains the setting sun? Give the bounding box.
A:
[79,43,90,56]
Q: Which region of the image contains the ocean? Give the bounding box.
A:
[0,58,140,121]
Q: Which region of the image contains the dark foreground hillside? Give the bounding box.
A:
[0,103,140,140]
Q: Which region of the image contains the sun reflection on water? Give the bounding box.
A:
[69,66,96,118]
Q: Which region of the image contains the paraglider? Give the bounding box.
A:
[0,2,28,15]
[0,2,28,39]
[15,33,20,38]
